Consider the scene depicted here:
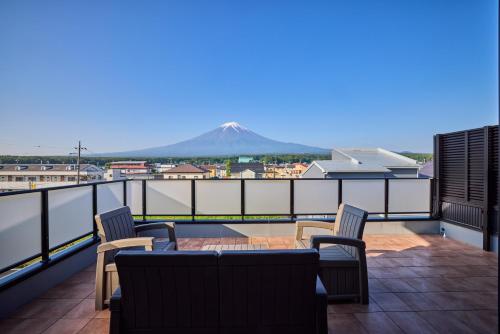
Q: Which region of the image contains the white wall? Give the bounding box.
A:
[301,164,324,178]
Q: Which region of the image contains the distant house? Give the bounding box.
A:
[302,148,421,179]
[230,162,265,178]
[162,164,210,179]
[0,164,103,183]
[109,161,152,176]
[156,164,177,173]
[291,163,308,177]
[0,164,103,190]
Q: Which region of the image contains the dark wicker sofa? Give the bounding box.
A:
[110,249,328,334]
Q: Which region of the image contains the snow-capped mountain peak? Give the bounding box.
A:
[99,122,328,157]
[220,121,246,132]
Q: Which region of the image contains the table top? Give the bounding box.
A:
[201,243,269,251]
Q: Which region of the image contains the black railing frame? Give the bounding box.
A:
[0,176,433,291]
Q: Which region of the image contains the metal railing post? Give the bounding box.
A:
[241,179,245,221]
[41,190,50,263]
[142,180,147,221]
[92,184,98,239]
[123,180,127,206]
[384,179,389,219]
[338,179,342,208]
[191,179,196,222]
[290,179,295,220]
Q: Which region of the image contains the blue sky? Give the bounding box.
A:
[0,0,497,155]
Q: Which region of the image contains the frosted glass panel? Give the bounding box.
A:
[49,187,93,248]
[146,180,191,215]
[0,193,41,269]
[126,181,143,215]
[342,180,385,213]
[245,180,290,214]
[389,179,430,212]
[196,180,241,215]
[97,182,124,214]
[294,180,338,214]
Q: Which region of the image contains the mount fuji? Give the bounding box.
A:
[100,122,329,157]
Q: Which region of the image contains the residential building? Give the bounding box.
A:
[104,169,126,181]
[156,164,177,173]
[0,163,103,190]
[238,156,253,163]
[162,164,210,179]
[291,163,308,177]
[215,165,226,178]
[109,161,152,176]
[264,165,288,178]
[229,162,265,178]
[302,148,421,179]
[202,164,227,178]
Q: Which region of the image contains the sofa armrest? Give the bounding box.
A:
[315,276,328,334]
[310,235,365,250]
[109,288,122,334]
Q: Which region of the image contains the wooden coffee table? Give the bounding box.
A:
[201,243,268,251]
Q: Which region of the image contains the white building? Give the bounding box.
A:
[0,164,103,190]
[302,148,421,179]
[162,164,210,179]
[156,164,177,173]
[104,169,126,181]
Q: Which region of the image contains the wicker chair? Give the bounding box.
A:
[296,203,369,304]
[94,206,177,310]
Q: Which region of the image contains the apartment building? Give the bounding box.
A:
[162,164,210,179]
[229,162,265,178]
[0,164,103,191]
[109,161,153,178]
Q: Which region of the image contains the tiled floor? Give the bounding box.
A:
[0,235,497,333]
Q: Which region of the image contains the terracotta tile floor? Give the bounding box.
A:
[0,235,497,333]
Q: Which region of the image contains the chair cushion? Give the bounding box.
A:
[319,245,359,267]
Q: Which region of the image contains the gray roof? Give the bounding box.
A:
[0,164,99,172]
[231,162,265,174]
[313,160,390,173]
[332,148,419,168]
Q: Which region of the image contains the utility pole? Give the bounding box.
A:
[74,141,87,184]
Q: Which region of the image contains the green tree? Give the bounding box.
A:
[225,160,231,177]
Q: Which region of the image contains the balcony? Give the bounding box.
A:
[0,235,497,333]
[0,173,497,333]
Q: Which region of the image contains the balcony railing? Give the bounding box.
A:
[0,177,432,289]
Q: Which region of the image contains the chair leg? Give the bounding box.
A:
[95,253,106,310]
[358,248,369,304]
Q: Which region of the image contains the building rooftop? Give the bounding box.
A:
[110,161,147,164]
[312,160,391,173]
[230,162,265,174]
[332,148,420,168]
[0,164,99,172]
[163,164,209,173]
